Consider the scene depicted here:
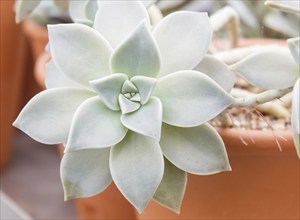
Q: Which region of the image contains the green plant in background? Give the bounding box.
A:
[13,0,299,214]
[157,0,299,38]
[15,0,158,25]
[15,0,299,38]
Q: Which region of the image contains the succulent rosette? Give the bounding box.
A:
[14,1,235,213]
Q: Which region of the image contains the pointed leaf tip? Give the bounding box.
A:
[61,148,112,200]
[121,97,162,141]
[110,131,164,212]
[110,20,161,78]
[66,97,127,152]
[231,48,299,89]
[153,158,187,213]
[154,71,234,127]
[160,123,231,175]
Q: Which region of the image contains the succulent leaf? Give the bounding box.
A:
[160,123,231,175]
[48,24,112,88]
[13,88,95,145]
[90,73,128,111]
[154,70,234,127]
[194,55,236,92]
[154,11,212,77]
[153,158,187,213]
[110,131,164,213]
[121,97,162,141]
[288,37,300,66]
[61,148,112,200]
[110,20,161,78]
[65,97,128,152]
[94,1,150,48]
[231,48,299,89]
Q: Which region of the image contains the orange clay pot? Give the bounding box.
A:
[137,128,299,219]
[34,39,299,219]
[21,19,49,61]
[1,3,42,169]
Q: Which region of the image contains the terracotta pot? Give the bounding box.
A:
[34,52,51,89]
[21,19,48,61]
[137,129,299,219]
[0,2,41,169]
[34,38,299,219]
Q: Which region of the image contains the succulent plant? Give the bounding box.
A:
[13,0,300,214]
[13,1,236,213]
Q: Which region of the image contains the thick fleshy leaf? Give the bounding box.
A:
[131,76,157,105]
[264,11,300,37]
[227,1,258,28]
[121,97,162,141]
[110,131,164,213]
[15,0,41,23]
[153,71,234,127]
[130,94,141,102]
[13,88,95,144]
[66,97,127,152]
[48,24,112,87]
[231,48,299,89]
[288,37,300,66]
[94,1,150,48]
[73,19,93,27]
[68,0,97,24]
[45,60,84,89]
[122,80,138,93]
[265,0,300,14]
[110,21,161,78]
[153,158,187,213]
[292,78,300,158]
[68,0,88,22]
[85,0,99,21]
[61,148,112,200]
[90,73,128,111]
[160,123,231,175]
[153,11,212,77]
[194,55,235,92]
[119,95,141,114]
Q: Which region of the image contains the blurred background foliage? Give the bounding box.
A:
[157,0,299,38]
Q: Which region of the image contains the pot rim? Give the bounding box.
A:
[216,127,294,149]
[21,19,48,40]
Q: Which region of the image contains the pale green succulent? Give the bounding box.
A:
[13,1,235,213]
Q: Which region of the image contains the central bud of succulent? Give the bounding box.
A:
[118,80,142,114]
[89,73,157,114]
